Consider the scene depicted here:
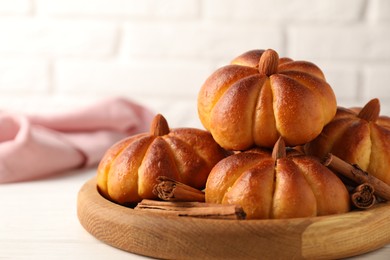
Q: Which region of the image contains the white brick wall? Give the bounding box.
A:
[0,18,117,57]
[203,0,365,23]
[0,58,49,94]
[0,0,389,128]
[0,0,30,14]
[36,0,199,19]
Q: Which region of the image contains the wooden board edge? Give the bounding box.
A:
[77,177,390,259]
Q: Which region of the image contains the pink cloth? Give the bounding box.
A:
[0,97,154,183]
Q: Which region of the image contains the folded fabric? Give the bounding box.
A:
[0,97,154,183]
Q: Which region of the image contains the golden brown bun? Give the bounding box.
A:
[305,98,390,185]
[97,114,228,205]
[197,49,337,150]
[205,149,350,219]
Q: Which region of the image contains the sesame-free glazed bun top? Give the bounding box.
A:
[197,49,337,150]
[305,98,390,186]
[205,139,350,219]
[97,114,228,205]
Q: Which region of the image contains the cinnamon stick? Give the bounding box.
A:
[350,183,377,209]
[153,176,205,202]
[323,153,390,201]
[134,199,246,220]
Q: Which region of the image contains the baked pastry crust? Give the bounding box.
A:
[305,99,390,185]
[97,114,227,205]
[198,49,336,150]
[205,148,350,219]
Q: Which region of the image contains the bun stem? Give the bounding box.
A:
[258,49,279,76]
[150,114,170,136]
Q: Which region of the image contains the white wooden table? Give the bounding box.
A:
[1,168,389,259]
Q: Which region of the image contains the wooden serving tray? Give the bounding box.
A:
[77,177,390,259]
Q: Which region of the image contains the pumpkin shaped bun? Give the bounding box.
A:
[305,98,390,186]
[205,138,350,219]
[97,114,228,205]
[198,49,337,150]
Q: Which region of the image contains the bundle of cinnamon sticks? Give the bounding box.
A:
[152,176,205,202]
[134,176,246,220]
[324,153,390,209]
[135,199,246,220]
